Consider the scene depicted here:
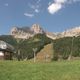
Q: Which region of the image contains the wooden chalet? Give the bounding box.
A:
[0,40,14,60]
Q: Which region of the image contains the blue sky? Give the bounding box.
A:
[0,0,80,35]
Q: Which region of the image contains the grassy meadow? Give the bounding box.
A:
[0,60,80,80]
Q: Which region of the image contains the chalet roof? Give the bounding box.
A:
[0,40,14,52]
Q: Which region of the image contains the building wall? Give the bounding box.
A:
[0,51,4,60]
[0,51,12,60]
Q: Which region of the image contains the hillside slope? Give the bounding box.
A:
[53,36,80,60]
[36,43,53,62]
[0,34,53,60]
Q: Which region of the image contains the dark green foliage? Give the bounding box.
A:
[18,34,52,59]
[0,35,17,46]
[53,36,80,60]
[0,34,52,60]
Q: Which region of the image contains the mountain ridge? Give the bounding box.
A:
[10,24,80,40]
[11,24,45,39]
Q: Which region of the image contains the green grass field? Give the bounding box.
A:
[0,60,80,80]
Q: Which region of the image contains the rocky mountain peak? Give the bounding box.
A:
[11,25,80,40]
[11,24,44,39]
[11,27,18,35]
[31,24,44,34]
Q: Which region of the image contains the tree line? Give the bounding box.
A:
[0,34,52,60]
[53,36,80,60]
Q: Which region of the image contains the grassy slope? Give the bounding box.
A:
[0,61,80,80]
[36,43,53,62]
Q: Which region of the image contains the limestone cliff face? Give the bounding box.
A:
[31,24,44,34]
[59,27,80,38]
[45,32,57,40]
[45,26,80,39]
[11,24,44,39]
[11,24,80,40]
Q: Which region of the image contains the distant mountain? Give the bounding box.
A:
[45,32,57,40]
[11,24,45,39]
[10,24,80,40]
[58,27,80,38]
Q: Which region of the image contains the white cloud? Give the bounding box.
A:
[35,9,39,13]
[28,3,40,13]
[48,3,62,14]
[48,2,52,5]
[29,4,40,13]
[4,3,8,7]
[29,4,35,9]
[24,13,34,17]
[48,0,67,14]
[67,0,80,3]
[54,0,67,4]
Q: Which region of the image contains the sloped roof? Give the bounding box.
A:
[0,40,14,52]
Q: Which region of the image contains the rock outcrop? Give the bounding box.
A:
[11,24,44,39]
[11,24,80,40]
[58,27,80,38]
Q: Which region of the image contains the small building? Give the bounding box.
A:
[0,40,14,60]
